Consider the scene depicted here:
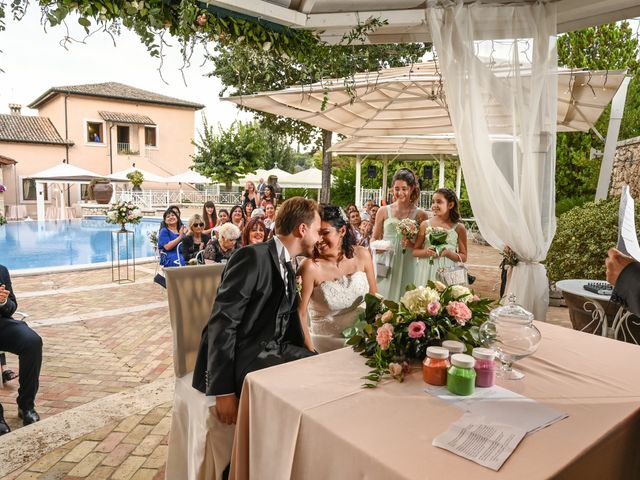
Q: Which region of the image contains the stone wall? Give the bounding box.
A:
[610,136,640,198]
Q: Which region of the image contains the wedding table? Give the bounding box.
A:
[5,204,27,220]
[230,322,640,480]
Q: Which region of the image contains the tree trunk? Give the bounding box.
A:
[320,129,333,204]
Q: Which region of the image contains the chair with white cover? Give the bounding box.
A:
[165,264,235,480]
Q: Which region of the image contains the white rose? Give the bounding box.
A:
[400,288,427,314]
[450,285,472,302]
[421,287,440,305]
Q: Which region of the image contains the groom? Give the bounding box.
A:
[193,197,321,424]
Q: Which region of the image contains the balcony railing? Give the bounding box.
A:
[117,143,139,155]
[114,190,242,208]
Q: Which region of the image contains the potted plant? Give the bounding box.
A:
[127,170,145,192]
[87,178,113,205]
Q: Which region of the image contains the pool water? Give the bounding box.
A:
[0,217,160,271]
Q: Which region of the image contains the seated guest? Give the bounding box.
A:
[213,209,229,235]
[361,199,375,221]
[0,265,43,435]
[348,208,363,244]
[202,201,217,236]
[182,214,211,264]
[359,219,373,247]
[345,203,358,216]
[606,248,640,316]
[242,217,267,246]
[263,201,276,232]
[251,208,265,220]
[158,208,188,267]
[369,204,380,225]
[203,223,241,263]
[229,205,246,232]
[167,204,185,228]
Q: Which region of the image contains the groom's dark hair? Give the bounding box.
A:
[275,197,319,236]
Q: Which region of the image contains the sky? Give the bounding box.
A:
[0,6,253,136]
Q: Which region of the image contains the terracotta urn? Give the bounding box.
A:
[93,181,113,204]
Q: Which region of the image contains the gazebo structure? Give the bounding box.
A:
[26,163,107,221]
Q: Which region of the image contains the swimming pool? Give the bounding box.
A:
[0,217,160,271]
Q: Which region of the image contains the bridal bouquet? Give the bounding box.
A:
[105,201,143,231]
[343,283,493,387]
[426,225,449,264]
[395,218,419,253]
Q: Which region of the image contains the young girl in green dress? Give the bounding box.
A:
[413,188,468,286]
[372,168,428,301]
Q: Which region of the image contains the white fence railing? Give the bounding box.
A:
[360,188,433,210]
[115,190,242,208]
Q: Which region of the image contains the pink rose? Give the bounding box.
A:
[427,301,441,316]
[388,362,403,378]
[446,301,472,326]
[407,321,426,339]
[376,323,394,350]
[434,281,447,292]
[470,295,480,302]
[381,310,394,323]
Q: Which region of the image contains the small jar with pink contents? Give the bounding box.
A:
[472,347,497,388]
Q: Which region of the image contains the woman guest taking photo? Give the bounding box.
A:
[158,208,188,267]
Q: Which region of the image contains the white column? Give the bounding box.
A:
[455,163,462,198]
[355,155,362,208]
[439,158,446,188]
[382,157,389,203]
[36,181,45,221]
[596,76,631,200]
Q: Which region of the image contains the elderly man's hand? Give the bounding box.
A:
[606,248,634,286]
[0,284,9,304]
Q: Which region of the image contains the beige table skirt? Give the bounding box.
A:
[230,322,640,480]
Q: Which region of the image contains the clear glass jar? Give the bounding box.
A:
[447,353,476,396]
[423,346,450,386]
[479,294,541,380]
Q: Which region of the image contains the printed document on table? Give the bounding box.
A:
[618,185,640,261]
[433,413,527,471]
[424,384,567,433]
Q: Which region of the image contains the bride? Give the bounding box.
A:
[298,205,377,353]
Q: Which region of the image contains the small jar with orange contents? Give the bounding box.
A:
[422,346,451,386]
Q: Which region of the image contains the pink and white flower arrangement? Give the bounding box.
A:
[395,218,420,253]
[105,201,142,230]
[344,282,492,387]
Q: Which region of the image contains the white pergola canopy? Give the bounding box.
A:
[203,0,640,44]
[329,135,459,156]
[224,62,626,136]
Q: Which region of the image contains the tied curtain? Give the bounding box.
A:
[427,0,557,320]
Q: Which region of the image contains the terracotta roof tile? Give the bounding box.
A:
[0,114,68,145]
[99,111,155,125]
[29,82,205,110]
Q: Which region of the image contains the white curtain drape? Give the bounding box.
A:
[427,0,557,320]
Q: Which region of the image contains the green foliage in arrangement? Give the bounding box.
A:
[555,22,640,201]
[545,198,640,282]
[126,170,144,187]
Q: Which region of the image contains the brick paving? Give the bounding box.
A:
[0,242,572,479]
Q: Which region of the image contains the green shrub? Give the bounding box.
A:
[545,198,640,282]
[555,195,592,216]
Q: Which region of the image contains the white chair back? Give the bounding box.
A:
[165,264,225,377]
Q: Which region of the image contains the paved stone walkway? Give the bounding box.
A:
[0,244,571,479]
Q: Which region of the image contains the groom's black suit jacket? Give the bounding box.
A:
[193,238,314,397]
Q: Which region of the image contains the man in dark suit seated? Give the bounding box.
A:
[0,265,43,435]
[606,248,640,317]
[192,197,321,425]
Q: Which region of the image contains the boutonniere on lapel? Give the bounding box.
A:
[295,275,302,294]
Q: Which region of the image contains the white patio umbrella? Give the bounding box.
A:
[28,163,110,221]
[164,170,212,184]
[223,62,626,136]
[234,168,294,186]
[108,166,167,183]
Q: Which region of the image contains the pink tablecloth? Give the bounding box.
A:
[230,322,640,480]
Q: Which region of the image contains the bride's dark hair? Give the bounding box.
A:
[316,204,356,260]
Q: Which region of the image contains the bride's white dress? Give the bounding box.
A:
[308,271,369,353]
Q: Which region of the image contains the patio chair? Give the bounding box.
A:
[164,264,235,480]
[0,311,29,388]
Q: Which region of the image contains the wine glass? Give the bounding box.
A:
[479,295,541,380]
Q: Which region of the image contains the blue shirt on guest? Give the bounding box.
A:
[158,227,184,267]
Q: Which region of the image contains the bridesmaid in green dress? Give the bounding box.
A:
[413,188,468,286]
[372,168,428,301]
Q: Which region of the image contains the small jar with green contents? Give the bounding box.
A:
[447,353,476,396]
